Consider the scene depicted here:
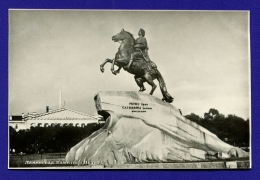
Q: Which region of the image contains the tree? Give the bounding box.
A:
[185,113,202,124]
[209,108,219,116]
[204,108,219,120]
[185,109,250,147]
[9,126,18,152]
[9,123,104,154]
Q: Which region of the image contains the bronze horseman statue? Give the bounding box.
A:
[100,29,174,103]
[66,29,249,164]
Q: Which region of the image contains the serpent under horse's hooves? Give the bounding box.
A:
[100,29,174,103]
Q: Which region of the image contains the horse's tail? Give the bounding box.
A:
[156,70,174,103]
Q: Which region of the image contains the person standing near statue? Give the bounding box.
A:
[125,28,156,71]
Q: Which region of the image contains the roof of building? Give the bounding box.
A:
[23,108,99,121]
[9,116,23,121]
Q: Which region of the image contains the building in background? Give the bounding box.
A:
[9,106,101,131]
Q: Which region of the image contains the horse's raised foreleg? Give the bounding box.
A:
[111,59,117,75]
[111,64,122,75]
[100,58,113,73]
[115,66,122,74]
[111,57,125,75]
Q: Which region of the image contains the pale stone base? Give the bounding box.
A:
[66,91,249,166]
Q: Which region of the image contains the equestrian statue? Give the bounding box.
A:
[100,29,174,103]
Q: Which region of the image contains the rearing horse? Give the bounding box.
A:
[100,29,174,103]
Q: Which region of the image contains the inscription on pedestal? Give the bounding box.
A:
[122,102,152,113]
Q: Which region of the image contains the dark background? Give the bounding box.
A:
[1,0,259,179]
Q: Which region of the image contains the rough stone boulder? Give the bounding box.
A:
[66,91,248,165]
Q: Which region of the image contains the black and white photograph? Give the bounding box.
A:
[8,10,250,169]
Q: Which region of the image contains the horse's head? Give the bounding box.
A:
[112,29,134,44]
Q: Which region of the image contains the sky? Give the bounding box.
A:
[9,10,250,119]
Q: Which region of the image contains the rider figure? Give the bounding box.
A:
[125,28,155,70]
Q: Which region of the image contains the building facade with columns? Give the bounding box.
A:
[9,107,101,131]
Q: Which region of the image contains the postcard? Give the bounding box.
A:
[8,10,250,169]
